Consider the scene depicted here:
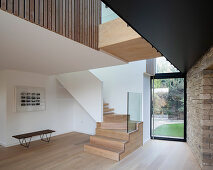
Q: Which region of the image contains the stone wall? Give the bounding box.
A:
[187,47,213,170]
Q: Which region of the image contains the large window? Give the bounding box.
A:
[151,73,186,141]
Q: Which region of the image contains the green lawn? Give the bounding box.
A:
[154,123,184,138]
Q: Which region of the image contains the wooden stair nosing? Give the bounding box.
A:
[84,143,123,161]
[97,122,127,130]
[103,112,114,115]
[103,108,114,112]
[96,128,129,141]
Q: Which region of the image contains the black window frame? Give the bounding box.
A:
[150,72,187,142]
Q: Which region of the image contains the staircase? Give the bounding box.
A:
[103,103,114,115]
[84,103,143,161]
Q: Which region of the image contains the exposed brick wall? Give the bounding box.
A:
[187,47,213,170]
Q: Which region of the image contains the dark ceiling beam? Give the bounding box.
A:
[101,0,213,73]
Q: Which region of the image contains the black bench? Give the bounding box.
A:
[12,129,55,148]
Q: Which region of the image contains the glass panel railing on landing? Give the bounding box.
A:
[127,92,142,133]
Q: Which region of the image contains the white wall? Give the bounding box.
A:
[0,71,7,146]
[90,60,146,115]
[3,70,74,146]
[72,100,96,135]
[57,71,103,122]
[0,70,97,146]
[143,74,151,144]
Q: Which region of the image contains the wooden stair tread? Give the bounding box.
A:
[103,129,127,133]
[103,103,109,106]
[98,122,127,130]
[85,143,124,154]
[97,128,127,133]
[103,112,114,115]
[92,135,128,144]
[104,108,114,112]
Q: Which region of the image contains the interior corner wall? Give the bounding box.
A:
[143,74,151,144]
[187,47,213,170]
[72,99,96,135]
[3,70,74,146]
[0,71,7,146]
[90,60,146,115]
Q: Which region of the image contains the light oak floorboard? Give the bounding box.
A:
[0,132,200,170]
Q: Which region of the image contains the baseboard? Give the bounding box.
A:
[143,138,151,145]
[0,141,7,147]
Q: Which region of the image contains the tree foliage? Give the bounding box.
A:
[153,78,184,117]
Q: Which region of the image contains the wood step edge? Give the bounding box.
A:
[96,128,129,135]
[91,135,128,144]
[103,112,114,115]
[85,143,124,154]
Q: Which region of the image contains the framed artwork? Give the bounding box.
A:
[15,86,46,112]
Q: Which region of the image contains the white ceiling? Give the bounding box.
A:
[0,10,125,75]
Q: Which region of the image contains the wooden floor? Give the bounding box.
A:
[0,132,200,170]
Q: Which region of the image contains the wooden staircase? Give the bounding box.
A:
[103,103,114,114]
[84,103,143,161]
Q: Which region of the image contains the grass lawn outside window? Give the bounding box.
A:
[154,123,184,138]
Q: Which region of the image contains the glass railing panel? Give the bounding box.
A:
[127,92,142,133]
[101,2,119,24]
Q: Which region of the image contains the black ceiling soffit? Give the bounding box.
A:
[101,0,213,73]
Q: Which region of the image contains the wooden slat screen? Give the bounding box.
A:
[0,0,101,49]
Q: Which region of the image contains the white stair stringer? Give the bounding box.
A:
[57,71,103,122]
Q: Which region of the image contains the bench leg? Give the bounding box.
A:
[18,137,32,148]
[40,133,52,142]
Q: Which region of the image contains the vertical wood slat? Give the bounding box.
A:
[19,0,25,18]
[84,0,88,45]
[68,0,72,38]
[94,0,97,49]
[30,0,35,22]
[14,0,19,16]
[55,0,59,33]
[48,0,52,30]
[59,0,63,34]
[79,0,83,43]
[0,0,101,50]
[65,0,68,37]
[40,0,44,26]
[1,0,6,10]
[52,0,56,31]
[62,0,65,36]
[35,0,39,24]
[43,0,47,28]
[25,0,30,20]
[90,0,93,48]
[7,0,13,13]
[91,0,95,48]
